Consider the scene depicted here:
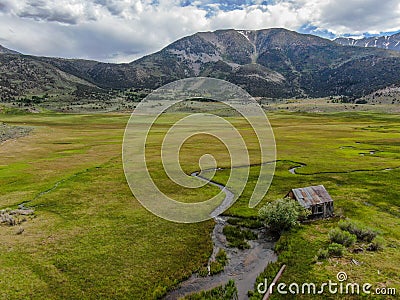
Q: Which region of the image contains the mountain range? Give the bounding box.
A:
[1,28,400,100]
[335,33,400,52]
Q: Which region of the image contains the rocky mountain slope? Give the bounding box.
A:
[335,32,400,52]
[0,45,19,55]
[0,53,97,101]
[2,28,400,100]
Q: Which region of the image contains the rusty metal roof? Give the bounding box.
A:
[290,185,333,208]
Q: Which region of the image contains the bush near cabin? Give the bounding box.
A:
[258,198,310,235]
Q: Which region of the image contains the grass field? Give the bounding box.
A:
[1,111,399,299]
[213,113,400,299]
[0,113,215,299]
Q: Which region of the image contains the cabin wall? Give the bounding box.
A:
[309,202,334,218]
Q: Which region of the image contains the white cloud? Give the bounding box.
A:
[0,0,399,62]
[207,3,305,30]
[297,0,400,35]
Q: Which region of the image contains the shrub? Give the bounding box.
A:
[209,261,224,275]
[223,225,240,238]
[227,218,263,229]
[215,249,228,266]
[206,249,228,276]
[0,213,16,226]
[274,235,289,254]
[297,206,311,222]
[338,220,377,242]
[223,225,257,249]
[317,248,329,260]
[258,198,310,234]
[338,220,356,232]
[328,243,346,257]
[358,229,377,243]
[228,239,250,250]
[153,285,168,299]
[242,229,258,240]
[367,241,383,252]
[367,242,382,251]
[198,266,209,277]
[184,280,237,300]
[329,228,357,247]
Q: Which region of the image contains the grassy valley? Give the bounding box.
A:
[0,110,399,299]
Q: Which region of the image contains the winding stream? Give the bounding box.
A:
[165,215,277,300]
[288,163,306,175]
[165,171,277,300]
[190,171,236,218]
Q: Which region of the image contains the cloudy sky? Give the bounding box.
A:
[0,0,399,63]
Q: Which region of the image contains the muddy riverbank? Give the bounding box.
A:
[165,216,277,300]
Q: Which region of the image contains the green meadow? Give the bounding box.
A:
[0,111,399,299]
[214,113,400,299]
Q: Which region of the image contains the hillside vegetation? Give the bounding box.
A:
[1,28,400,104]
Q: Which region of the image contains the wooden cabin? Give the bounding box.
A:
[286,185,334,218]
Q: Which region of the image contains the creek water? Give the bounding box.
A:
[165,172,277,300]
[288,164,305,175]
[165,216,277,300]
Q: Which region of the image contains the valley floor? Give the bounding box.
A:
[0,111,399,299]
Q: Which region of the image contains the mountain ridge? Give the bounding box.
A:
[0,45,19,55]
[335,32,400,52]
[1,28,400,100]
